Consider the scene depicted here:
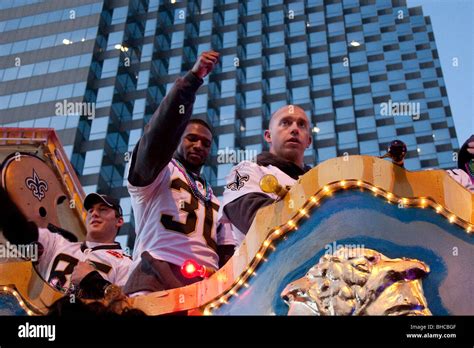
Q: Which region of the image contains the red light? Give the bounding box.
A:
[181,259,216,279]
[181,259,203,279]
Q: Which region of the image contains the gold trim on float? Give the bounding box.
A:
[0,261,63,315]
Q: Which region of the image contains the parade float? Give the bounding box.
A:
[0,127,473,316]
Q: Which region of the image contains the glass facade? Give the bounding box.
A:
[0,0,459,247]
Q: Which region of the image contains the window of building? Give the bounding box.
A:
[90,116,109,140]
[112,6,128,25]
[268,53,285,70]
[245,65,261,83]
[221,79,236,97]
[246,42,261,59]
[83,149,104,175]
[245,89,261,108]
[96,86,114,108]
[102,57,119,78]
[268,31,284,47]
[269,76,286,94]
[290,41,306,58]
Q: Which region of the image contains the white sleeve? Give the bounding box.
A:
[216,222,238,246]
[217,161,274,247]
[35,228,70,279]
[113,257,132,287]
[127,154,168,199]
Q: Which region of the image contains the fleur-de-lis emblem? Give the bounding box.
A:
[25,169,48,201]
[226,170,249,191]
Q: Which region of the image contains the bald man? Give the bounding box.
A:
[218,105,313,247]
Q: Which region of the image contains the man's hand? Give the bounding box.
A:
[71,261,97,286]
[191,51,219,79]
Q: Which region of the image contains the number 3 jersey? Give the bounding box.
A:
[35,228,132,292]
[128,161,233,272]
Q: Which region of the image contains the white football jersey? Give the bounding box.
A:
[35,228,132,292]
[218,160,297,246]
[128,160,230,272]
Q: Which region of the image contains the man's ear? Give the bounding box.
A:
[306,134,312,148]
[116,217,124,229]
[264,129,272,144]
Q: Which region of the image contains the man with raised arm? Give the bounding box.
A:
[124,51,236,296]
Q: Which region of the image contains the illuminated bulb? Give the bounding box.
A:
[402,198,408,205]
[340,180,346,187]
[229,290,236,295]
[449,215,455,223]
[357,180,362,186]
[204,308,211,315]
[436,205,442,213]
[62,39,72,45]
[323,186,330,192]
[243,283,249,288]
[299,209,307,216]
[310,196,318,203]
[180,259,212,278]
[386,192,393,200]
[420,198,427,207]
[237,279,244,286]
[371,186,378,193]
[273,229,281,236]
[263,240,271,247]
[288,220,296,228]
[256,253,263,259]
[246,268,254,274]
[467,226,472,233]
[220,297,227,304]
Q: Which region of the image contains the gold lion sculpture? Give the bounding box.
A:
[281,247,431,316]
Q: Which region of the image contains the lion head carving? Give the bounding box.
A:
[281,247,431,316]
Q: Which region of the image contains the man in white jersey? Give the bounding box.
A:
[0,188,131,299]
[124,51,235,295]
[219,105,313,246]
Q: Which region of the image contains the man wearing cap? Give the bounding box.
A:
[0,187,131,299]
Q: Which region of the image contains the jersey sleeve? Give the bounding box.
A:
[217,161,276,246]
[216,222,238,246]
[113,256,133,287]
[35,228,70,280]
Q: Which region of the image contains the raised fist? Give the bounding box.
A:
[191,51,219,79]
